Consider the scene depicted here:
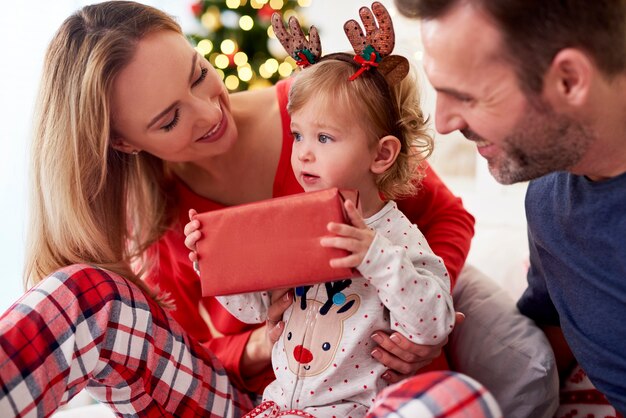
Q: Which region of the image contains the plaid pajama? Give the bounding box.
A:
[367,371,502,418]
[0,264,500,418]
[0,264,253,418]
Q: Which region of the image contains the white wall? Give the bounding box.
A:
[0,1,76,312]
[0,1,195,312]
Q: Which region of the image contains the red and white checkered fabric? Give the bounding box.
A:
[367,371,502,418]
[0,264,253,417]
[0,264,504,418]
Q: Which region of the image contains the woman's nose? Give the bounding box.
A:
[193,96,221,126]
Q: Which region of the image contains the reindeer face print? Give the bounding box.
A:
[283,281,360,377]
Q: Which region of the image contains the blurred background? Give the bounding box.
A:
[0,0,528,313]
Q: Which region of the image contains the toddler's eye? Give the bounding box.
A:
[292,132,302,142]
[318,134,331,144]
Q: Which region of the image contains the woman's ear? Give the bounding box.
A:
[371,135,401,174]
[110,135,140,154]
[543,48,593,109]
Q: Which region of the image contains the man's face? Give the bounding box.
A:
[420,3,592,184]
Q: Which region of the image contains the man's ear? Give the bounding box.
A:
[543,48,593,108]
[371,135,401,174]
[110,134,139,154]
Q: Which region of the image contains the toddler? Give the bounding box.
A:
[185,4,455,417]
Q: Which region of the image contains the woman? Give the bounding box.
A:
[0,1,482,416]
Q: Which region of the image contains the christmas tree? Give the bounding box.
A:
[188,0,311,92]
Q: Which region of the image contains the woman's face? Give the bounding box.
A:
[110,30,237,162]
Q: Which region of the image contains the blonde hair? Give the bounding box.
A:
[287,54,433,199]
[25,1,181,292]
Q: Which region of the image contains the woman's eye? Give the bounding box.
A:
[161,109,180,132]
[191,67,208,88]
[318,134,331,144]
[292,132,302,142]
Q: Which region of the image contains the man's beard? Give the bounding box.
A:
[464,100,594,184]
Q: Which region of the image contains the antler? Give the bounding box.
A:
[343,2,409,85]
[271,13,321,67]
[320,280,352,315]
[343,1,395,57]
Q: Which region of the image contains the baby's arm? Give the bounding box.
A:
[184,209,202,270]
[184,209,274,324]
[321,201,455,344]
[359,208,455,345]
[217,293,272,324]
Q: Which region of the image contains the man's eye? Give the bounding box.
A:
[161,109,180,132]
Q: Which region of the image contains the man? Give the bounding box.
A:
[395,0,626,414]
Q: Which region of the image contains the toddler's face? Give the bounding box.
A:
[289,97,378,194]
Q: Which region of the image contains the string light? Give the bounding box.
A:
[238,65,253,82]
[215,54,230,69]
[259,64,273,79]
[195,39,213,55]
[201,7,221,31]
[283,9,298,20]
[278,62,294,77]
[270,0,284,10]
[225,75,240,90]
[234,52,249,66]
[267,25,276,39]
[250,0,264,9]
[189,0,304,92]
[264,58,279,74]
[239,15,254,31]
[220,39,237,55]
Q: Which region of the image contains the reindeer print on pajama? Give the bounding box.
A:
[217,201,455,417]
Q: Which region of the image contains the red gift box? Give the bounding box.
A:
[196,188,359,296]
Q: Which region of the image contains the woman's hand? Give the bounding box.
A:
[240,289,293,377]
[265,288,293,343]
[371,312,465,383]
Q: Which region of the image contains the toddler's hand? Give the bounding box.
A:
[320,199,374,269]
[184,209,202,268]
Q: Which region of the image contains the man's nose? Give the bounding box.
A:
[435,98,467,135]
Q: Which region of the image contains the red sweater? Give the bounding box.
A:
[147,79,475,393]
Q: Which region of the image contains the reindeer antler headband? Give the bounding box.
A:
[271,13,322,68]
[271,2,410,85]
[344,2,410,84]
